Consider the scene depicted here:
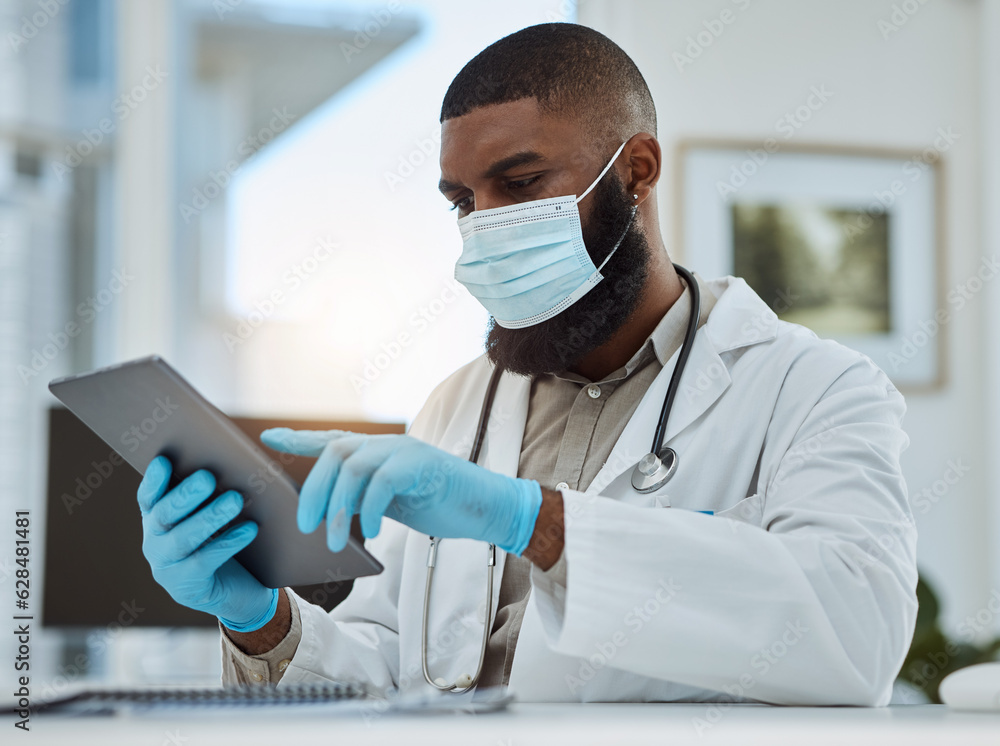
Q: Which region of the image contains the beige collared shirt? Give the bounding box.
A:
[220,272,717,688]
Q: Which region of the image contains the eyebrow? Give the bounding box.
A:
[438,150,547,194]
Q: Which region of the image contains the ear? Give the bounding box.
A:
[622,133,661,204]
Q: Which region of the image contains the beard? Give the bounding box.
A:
[483,169,651,377]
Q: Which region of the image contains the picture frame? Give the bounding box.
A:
[674,139,947,392]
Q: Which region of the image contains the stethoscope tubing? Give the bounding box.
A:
[651,264,701,455]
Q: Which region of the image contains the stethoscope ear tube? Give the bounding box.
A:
[469,364,503,465]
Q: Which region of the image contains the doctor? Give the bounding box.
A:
[136,23,917,706]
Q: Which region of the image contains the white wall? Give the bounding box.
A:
[580,0,995,637]
[983,0,1000,627]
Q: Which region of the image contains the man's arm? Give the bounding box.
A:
[523,488,565,571]
[225,587,293,655]
[220,588,303,686]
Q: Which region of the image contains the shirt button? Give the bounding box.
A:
[555,481,569,491]
[278,659,291,672]
[587,384,601,399]
[250,671,263,682]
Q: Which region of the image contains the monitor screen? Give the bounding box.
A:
[42,406,404,628]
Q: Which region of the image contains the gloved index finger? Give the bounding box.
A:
[260,428,354,457]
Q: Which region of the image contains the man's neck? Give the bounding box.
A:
[568,255,683,381]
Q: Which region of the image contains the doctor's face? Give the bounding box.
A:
[439,98,651,376]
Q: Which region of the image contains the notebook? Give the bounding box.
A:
[0,681,514,717]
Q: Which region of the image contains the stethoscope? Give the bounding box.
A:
[421,262,701,693]
[630,263,701,493]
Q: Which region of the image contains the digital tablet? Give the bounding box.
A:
[48,355,383,588]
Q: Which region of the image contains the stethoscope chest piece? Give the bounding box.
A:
[631,447,678,494]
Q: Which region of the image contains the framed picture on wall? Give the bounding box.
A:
[675,139,946,391]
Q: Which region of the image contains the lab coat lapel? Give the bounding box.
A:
[481,370,531,480]
[587,276,778,495]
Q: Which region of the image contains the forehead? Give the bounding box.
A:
[439,98,587,176]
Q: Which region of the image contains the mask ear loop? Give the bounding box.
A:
[595,204,638,274]
[575,139,630,204]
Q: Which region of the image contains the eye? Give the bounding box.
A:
[508,175,541,190]
[448,174,544,213]
[449,195,473,212]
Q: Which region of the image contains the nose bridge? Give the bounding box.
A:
[472,193,506,213]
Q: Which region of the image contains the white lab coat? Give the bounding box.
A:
[277,275,917,706]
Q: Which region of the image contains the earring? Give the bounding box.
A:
[633,194,639,200]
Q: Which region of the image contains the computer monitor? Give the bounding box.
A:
[42,406,405,628]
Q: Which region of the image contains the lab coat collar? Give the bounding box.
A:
[702,275,779,353]
[649,271,717,369]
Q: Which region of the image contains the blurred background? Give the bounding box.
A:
[0,0,998,702]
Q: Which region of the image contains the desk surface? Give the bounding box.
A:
[23,702,1000,745]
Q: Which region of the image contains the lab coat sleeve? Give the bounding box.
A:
[529,351,918,706]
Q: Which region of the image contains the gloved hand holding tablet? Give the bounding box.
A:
[48,356,383,608]
[136,456,280,632]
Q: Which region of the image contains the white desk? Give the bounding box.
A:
[23,703,1000,745]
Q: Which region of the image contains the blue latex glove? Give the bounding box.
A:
[136,455,279,632]
[260,429,543,555]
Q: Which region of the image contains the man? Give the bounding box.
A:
[136,23,917,705]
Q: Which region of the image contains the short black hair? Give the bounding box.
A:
[440,23,657,145]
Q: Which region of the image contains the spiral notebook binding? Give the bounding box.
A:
[1,681,368,715]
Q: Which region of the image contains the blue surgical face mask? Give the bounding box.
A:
[454,140,637,329]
